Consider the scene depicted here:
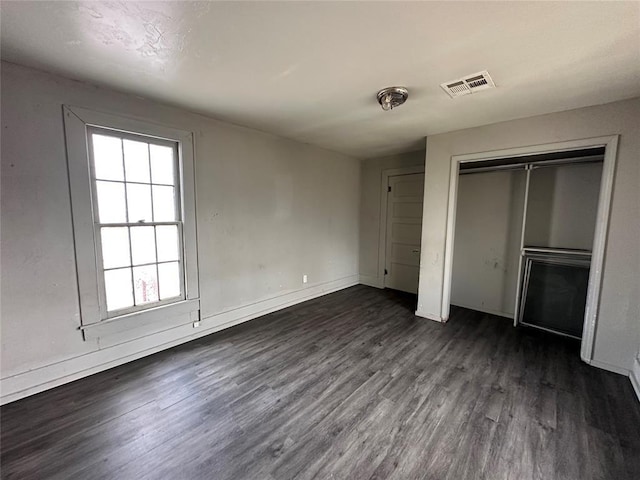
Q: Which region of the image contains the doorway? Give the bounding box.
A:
[442,136,619,363]
[384,172,424,294]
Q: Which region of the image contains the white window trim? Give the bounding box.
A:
[64,106,200,340]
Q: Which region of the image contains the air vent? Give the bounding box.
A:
[441,70,495,98]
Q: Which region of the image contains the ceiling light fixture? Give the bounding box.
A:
[377,86,409,111]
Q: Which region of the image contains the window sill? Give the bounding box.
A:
[80,298,200,341]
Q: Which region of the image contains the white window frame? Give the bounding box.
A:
[88,126,186,318]
[64,106,200,340]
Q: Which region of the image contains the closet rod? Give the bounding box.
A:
[528,155,604,169]
[459,164,526,175]
[522,246,592,257]
[459,155,603,176]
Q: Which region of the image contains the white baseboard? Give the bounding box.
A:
[0,275,358,405]
[631,355,640,403]
[359,275,384,289]
[415,310,445,323]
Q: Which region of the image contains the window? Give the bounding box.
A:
[64,107,199,339]
[89,128,184,317]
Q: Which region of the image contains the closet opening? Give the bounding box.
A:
[442,137,618,362]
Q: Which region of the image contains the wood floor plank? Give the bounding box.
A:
[1,286,638,480]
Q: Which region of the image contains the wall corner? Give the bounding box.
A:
[631,352,640,404]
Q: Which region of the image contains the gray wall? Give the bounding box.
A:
[359,151,425,287]
[0,62,361,403]
[418,98,640,374]
[451,170,526,317]
[525,162,602,250]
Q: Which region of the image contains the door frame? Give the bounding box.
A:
[378,166,425,289]
[441,135,619,364]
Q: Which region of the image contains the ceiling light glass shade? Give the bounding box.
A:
[377,87,409,111]
[381,94,393,111]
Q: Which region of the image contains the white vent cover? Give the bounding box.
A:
[441,70,495,98]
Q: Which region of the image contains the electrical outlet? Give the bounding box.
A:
[192,321,200,328]
[303,274,308,284]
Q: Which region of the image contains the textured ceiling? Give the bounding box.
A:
[1,1,639,158]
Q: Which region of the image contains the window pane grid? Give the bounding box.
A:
[89,128,183,317]
[97,180,177,223]
[94,221,180,229]
[147,143,155,225]
[90,178,177,188]
[152,207,160,300]
[103,259,182,272]
[90,131,179,225]
[97,224,183,312]
[120,137,137,302]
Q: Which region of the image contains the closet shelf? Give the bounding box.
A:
[522,246,592,257]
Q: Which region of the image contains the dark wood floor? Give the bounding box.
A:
[2,286,639,480]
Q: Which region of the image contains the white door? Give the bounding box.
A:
[385,173,424,294]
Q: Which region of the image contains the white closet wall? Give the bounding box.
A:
[451,170,526,318]
[525,162,603,250]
